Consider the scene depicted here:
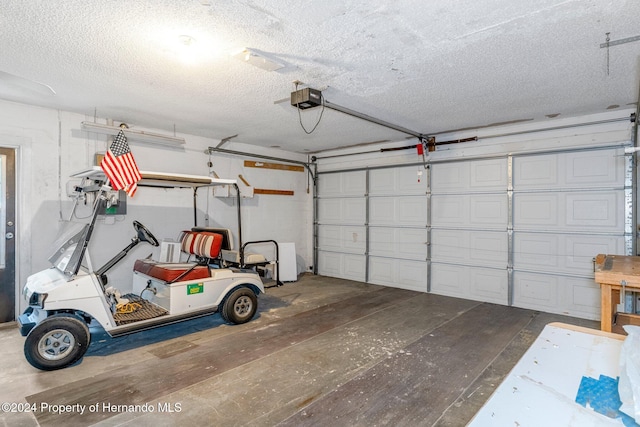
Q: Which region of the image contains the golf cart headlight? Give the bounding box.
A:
[28,292,47,308]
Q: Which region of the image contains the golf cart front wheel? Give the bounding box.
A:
[221,287,258,325]
[24,314,90,371]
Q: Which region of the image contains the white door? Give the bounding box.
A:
[0,148,16,322]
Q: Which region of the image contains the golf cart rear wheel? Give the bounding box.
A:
[221,287,258,325]
[24,314,90,371]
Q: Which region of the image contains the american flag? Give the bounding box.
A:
[100,130,141,197]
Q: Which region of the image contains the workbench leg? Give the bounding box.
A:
[600,284,620,332]
[600,284,615,332]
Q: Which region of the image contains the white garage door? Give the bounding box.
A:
[316,144,630,319]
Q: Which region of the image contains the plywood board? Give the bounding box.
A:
[468,323,626,426]
[244,160,304,172]
[254,188,294,196]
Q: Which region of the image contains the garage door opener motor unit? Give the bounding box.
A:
[291,88,322,109]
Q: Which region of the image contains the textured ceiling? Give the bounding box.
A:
[1,0,639,153]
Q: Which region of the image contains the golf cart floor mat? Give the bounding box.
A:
[114,294,168,325]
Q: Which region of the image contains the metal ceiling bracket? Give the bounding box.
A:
[599,34,640,48]
[216,134,238,148]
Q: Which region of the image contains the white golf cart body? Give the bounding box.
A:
[18,169,267,370]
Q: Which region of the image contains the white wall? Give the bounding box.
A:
[0,99,312,317]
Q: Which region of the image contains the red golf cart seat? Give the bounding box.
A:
[133,230,223,283]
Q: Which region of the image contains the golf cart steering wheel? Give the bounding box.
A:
[133,221,159,246]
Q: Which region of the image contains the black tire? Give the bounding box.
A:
[220,287,258,325]
[24,314,90,371]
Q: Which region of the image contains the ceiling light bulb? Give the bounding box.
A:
[178,35,196,46]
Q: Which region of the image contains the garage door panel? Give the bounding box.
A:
[369,228,427,261]
[432,159,507,192]
[514,156,557,187]
[468,232,507,266]
[370,196,427,226]
[370,169,395,194]
[369,257,394,283]
[513,272,599,319]
[568,278,600,320]
[369,167,427,196]
[512,272,558,311]
[513,233,559,268]
[369,257,427,292]
[431,229,506,268]
[514,232,624,275]
[564,235,625,270]
[513,194,558,226]
[514,149,623,189]
[318,171,366,196]
[431,263,507,304]
[318,198,366,224]
[344,198,366,222]
[470,269,508,302]
[318,173,342,196]
[344,254,366,281]
[318,199,342,223]
[318,226,341,251]
[343,227,367,252]
[369,198,394,224]
[431,230,464,260]
[369,228,395,257]
[471,195,507,225]
[566,192,620,229]
[396,228,428,260]
[432,194,506,228]
[318,225,366,253]
[318,251,341,277]
[395,167,428,195]
[396,260,428,292]
[514,192,623,232]
[566,152,620,185]
[318,251,366,282]
[431,195,466,225]
[470,159,508,189]
[430,263,466,296]
[431,163,467,192]
[397,197,427,225]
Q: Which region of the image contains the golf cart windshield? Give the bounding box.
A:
[48,221,90,277]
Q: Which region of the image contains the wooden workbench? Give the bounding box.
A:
[594,254,640,333]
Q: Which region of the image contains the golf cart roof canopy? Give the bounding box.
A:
[71,166,236,189]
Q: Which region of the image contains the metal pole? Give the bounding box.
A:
[323,100,423,138]
[233,183,242,250]
[206,146,315,182]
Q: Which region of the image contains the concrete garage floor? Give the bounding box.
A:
[0,274,598,427]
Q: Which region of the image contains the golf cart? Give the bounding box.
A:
[18,168,278,370]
